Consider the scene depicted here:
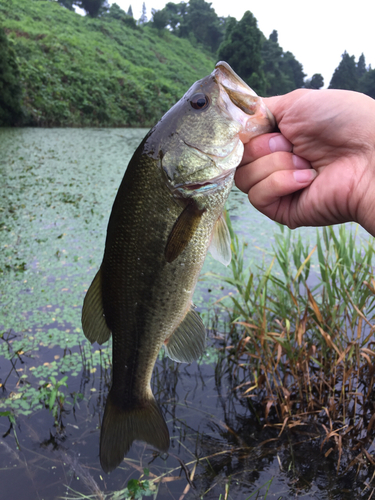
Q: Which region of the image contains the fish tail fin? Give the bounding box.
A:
[100,390,170,473]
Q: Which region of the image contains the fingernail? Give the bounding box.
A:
[269,135,293,153]
[293,169,317,183]
[292,154,311,169]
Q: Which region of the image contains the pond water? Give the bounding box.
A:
[0,128,372,499]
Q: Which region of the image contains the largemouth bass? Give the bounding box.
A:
[82,61,275,473]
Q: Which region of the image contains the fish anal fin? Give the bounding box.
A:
[100,390,170,474]
[164,307,206,363]
[208,212,232,266]
[165,200,205,263]
[82,268,111,345]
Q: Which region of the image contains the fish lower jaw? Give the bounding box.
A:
[174,169,235,196]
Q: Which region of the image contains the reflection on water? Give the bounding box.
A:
[0,128,372,499]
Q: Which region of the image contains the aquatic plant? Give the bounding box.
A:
[0,410,20,448]
[213,218,375,474]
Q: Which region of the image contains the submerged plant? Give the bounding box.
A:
[0,410,20,448]
[39,375,69,428]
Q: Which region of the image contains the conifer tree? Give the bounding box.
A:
[329,52,358,90]
[178,0,223,53]
[261,30,305,95]
[356,53,366,79]
[139,2,147,24]
[358,67,375,99]
[217,11,266,94]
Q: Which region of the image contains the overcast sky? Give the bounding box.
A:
[110,0,375,88]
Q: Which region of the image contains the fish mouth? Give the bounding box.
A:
[173,170,234,198]
[214,61,276,142]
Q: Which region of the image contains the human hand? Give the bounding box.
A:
[235,89,375,236]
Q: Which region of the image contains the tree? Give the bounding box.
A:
[106,3,127,19]
[261,31,305,95]
[329,51,358,90]
[356,53,366,79]
[105,3,137,26]
[154,0,223,53]
[220,16,237,43]
[305,73,324,89]
[127,5,133,17]
[139,2,147,24]
[57,0,75,10]
[269,29,278,43]
[358,68,375,99]
[177,0,223,53]
[261,31,284,95]
[217,11,266,94]
[156,2,188,33]
[0,26,23,125]
[75,0,109,17]
[152,8,169,31]
[282,51,305,88]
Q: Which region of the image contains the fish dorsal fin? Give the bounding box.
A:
[165,200,205,263]
[82,268,112,345]
[164,307,206,363]
[208,213,232,266]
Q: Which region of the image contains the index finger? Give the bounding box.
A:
[240,133,293,166]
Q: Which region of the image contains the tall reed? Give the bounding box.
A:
[212,219,375,471]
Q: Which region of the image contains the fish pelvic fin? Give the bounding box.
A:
[164,307,206,363]
[100,390,170,474]
[165,200,205,263]
[208,212,232,266]
[82,268,112,345]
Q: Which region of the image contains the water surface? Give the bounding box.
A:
[0,128,371,499]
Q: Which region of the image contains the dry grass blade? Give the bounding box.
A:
[307,287,323,324]
[318,326,341,356]
[293,245,316,283]
[335,343,355,366]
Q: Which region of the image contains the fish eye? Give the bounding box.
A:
[190,93,210,110]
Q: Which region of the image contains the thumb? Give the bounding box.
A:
[263,89,313,125]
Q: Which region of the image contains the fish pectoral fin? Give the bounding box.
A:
[164,307,206,363]
[208,212,232,266]
[100,390,169,474]
[165,200,205,263]
[82,268,112,345]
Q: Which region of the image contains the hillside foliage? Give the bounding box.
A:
[0,0,216,126]
[2,0,374,127]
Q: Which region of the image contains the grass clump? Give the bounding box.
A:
[215,220,375,472]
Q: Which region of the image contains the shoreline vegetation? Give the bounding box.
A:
[213,218,375,477]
